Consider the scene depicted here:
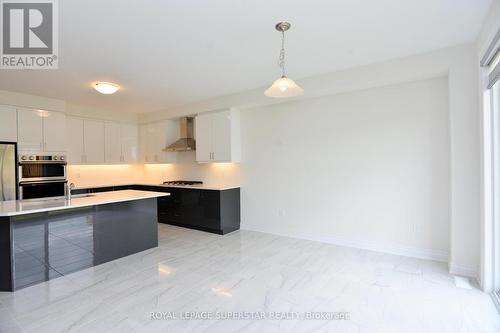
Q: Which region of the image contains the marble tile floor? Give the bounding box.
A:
[0,224,498,333]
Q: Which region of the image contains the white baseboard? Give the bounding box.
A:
[242,224,449,263]
[449,262,478,279]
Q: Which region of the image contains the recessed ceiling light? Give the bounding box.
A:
[94,82,120,94]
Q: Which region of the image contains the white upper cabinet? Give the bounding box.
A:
[138,123,157,163]
[83,119,105,164]
[146,123,158,163]
[138,121,177,163]
[211,111,232,162]
[194,113,212,162]
[67,117,137,165]
[17,108,66,152]
[120,124,138,163]
[17,109,43,151]
[105,122,121,163]
[138,125,148,162]
[105,122,138,163]
[195,109,240,163]
[0,105,17,142]
[43,111,66,152]
[66,118,84,164]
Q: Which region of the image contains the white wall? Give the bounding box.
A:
[67,164,144,188]
[0,89,138,123]
[0,90,65,112]
[66,103,138,124]
[140,44,481,278]
[142,153,241,187]
[240,77,450,261]
[139,76,452,261]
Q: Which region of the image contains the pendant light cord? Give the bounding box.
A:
[279,30,286,77]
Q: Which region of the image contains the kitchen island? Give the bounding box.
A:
[0,190,169,291]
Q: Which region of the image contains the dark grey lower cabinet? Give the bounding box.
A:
[74,185,241,235]
[155,187,240,235]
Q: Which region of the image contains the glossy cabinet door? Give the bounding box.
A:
[104,122,121,163]
[43,111,66,152]
[83,119,105,164]
[121,124,138,163]
[195,114,212,162]
[0,105,17,142]
[67,118,139,165]
[18,108,66,152]
[195,109,240,163]
[17,108,43,151]
[158,188,219,229]
[146,123,157,162]
[138,121,177,163]
[137,123,155,163]
[155,186,240,234]
[66,117,84,163]
[211,111,231,161]
[138,124,148,162]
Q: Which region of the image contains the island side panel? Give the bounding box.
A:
[93,198,158,264]
[0,217,13,291]
[7,198,159,291]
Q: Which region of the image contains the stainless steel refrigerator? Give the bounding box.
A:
[0,142,17,201]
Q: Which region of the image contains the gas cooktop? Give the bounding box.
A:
[162,180,203,186]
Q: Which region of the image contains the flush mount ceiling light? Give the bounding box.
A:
[94,82,120,94]
[264,21,304,98]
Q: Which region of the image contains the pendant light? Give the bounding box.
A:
[264,21,304,98]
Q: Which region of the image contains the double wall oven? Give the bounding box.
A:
[18,154,67,200]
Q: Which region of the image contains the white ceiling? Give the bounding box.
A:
[0,0,492,113]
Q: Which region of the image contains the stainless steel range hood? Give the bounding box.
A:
[163,117,196,152]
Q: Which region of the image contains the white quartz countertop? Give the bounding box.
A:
[139,183,240,191]
[73,183,241,191]
[0,190,169,217]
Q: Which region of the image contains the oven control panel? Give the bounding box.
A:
[19,155,67,162]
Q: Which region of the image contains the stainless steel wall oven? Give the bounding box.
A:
[18,154,67,200]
